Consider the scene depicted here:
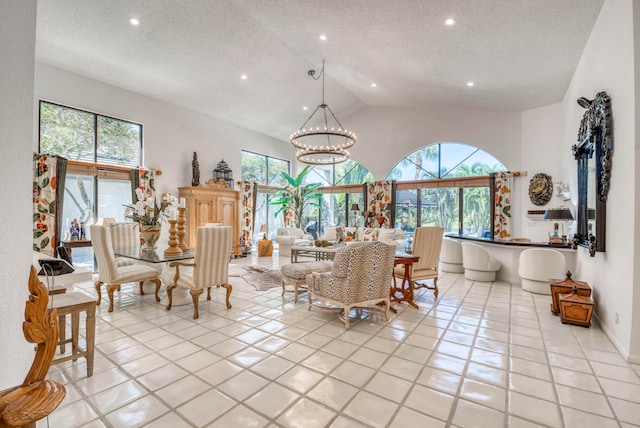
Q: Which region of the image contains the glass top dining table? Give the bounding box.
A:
[113,245,195,263]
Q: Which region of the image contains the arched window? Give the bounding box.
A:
[387,143,506,180]
[387,143,507,242]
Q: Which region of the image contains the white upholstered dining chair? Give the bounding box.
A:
[395,226,444,298]
[109,222,140,268]
[90,224,162,312]
[161,226,233,319]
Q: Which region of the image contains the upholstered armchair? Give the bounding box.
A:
[307,241,395,329]
[395,226,444,297]
[90,224,162,312]
[276,227,313,256]
[461,242,501,282]
[109,222,140,268]
[161,226,233,319]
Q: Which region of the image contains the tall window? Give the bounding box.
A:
[241,150,289,185]
[39,101,142,268]
[40,101,142,167]
[388,143,506,243]
[241,151,290,241]
[306,160,374,186]
[304,160,373,233]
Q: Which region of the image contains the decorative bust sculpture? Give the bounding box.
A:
[192,152,200,187]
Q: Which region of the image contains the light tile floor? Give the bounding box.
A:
[40,252,640,427]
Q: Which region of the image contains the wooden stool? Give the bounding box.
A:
[50,292,96,377]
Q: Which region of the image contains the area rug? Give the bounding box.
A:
[230,265,282,291]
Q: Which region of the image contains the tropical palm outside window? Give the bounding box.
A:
[387,143,506,245]
[304,160,373,235]
[39,101,143,270]
[241,150,290,242]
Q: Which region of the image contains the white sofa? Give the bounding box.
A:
[322,226,407,251]
[276,227,314,256]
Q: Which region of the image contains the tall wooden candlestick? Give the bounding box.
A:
[177,207,190,251]
[164,219,182,256]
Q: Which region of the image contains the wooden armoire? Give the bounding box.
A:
[178,186,240,257]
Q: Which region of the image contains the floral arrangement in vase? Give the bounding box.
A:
[124,189,179,248]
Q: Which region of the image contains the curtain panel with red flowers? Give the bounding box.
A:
[363,180,395,228]
[240,181,256,254]
[492,172,513,239]
[131,168,157,203]
[33,153,67,256]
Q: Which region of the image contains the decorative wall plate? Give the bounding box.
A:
[528,173,553,206]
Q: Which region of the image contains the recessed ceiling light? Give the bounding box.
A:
[371,83,377,87]
[303,106,308,111]
[466,81,475,87]
[444,18,456,26]
[129,17,140,26]
[240,74,248,80]
[319,34,327,41]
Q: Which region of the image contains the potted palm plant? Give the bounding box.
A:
[270,165,322,228]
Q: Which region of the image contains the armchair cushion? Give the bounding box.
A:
[344,227,357,242]
[377,228,396,245]
[361,228,378,242]
[323,227,338,242]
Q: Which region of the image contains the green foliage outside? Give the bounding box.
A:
[270,165,322,228]
[39,102,141,223]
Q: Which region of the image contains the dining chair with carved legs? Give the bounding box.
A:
[161,226,233,319]
[90,224,162,312]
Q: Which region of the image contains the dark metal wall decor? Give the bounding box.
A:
[528,173,553,206]
[213,159,234,189]
[572,91,612,256]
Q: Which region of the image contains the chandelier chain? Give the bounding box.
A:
[290,59,356,165]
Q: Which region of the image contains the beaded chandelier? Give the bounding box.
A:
[290,60,356,165]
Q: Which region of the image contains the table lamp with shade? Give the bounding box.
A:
[544,208,574,243]
[260,224,269,240]
[350,203,360,227]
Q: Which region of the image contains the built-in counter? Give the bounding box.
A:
[445,234,576,284]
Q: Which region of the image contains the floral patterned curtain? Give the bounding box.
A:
[364,180,395,228]
[240,181,256,254]
[492,172,513,239]
[131,168,156,202]
[33,153,67,256]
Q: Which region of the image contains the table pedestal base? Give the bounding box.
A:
[160,288,192,307]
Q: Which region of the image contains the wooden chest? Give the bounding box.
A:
[559,287,594,327]
[549,272,590,315]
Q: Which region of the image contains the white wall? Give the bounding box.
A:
[34,63,294,198]
[0,0,37,388]
[561,0,637,360]
[519,103,570,242]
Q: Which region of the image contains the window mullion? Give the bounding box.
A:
[93,114,98,163]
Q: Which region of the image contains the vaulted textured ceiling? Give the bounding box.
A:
[36,0,604,142]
